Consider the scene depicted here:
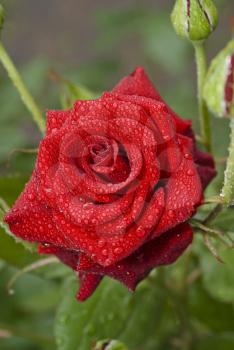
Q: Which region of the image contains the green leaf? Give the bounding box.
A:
[0,226,38,267]
[55,276,166,350]
[200,246,234,303]
[188,282,234,332]
[0,175,39,265]
[50,70,95,109]
[0,175,37,253]
[212,207,234,232]
[60,80,95,109]
[195,334,234,350]
[0,175,28,206]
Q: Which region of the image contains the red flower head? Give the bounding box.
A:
[5,67,216,301]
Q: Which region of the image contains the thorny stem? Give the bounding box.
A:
[194,42,212,152]
[0,42,45,133]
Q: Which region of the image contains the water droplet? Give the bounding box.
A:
[136,226,146,237]
[105,258,112,265]
[168,210,174,217]
[27,193,35,200]
[184,153,192,160]
[187,169,194,176]
[117,264,124,270]
[98,240,105,248]
[83,202,93,210]
[102,249,108,256]
[45,188,52,193]
[114,247,123,255]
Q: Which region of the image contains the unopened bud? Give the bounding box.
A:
[204,40,234,118]
[171,0,218,42]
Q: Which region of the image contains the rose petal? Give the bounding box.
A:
[46,110,70,135]
[112,66,191,134]
[77,273,103,301]
[77,223,193,291]
[112,66,162,100]
[195,149,216,189]
[152,141,202,237]
[4,175,67,247]
[52,188,164,266]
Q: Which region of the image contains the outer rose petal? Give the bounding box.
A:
[112,66,162,100]
[5,174,67,247]
[39,223,193,299]
[38,244,102,301]
[77,273,103,301]
[182,127,216,189]
[112,66,191,134]
[153,140,202,237]
[195,149,216,189]
[78,223,193,291]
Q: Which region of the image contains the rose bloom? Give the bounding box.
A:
[5,67,215,301]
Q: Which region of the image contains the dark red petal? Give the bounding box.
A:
[78,223,193,291]
[39,244,80,269]
[38,244,102,301]
[76,273,103,301]
[39,223,193,299]
[181,127,216,189]
[195,149,216,189]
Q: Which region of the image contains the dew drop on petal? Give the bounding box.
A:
[184,153,192,160]
[102,249,108,256]
[187,169,194,176]
[98,240,105,248]
[83,203,94,210]
[136,226,146,237]
[114,247,123,255]
[168,210,174,218]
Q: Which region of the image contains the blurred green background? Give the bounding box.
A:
[0,1,234,350]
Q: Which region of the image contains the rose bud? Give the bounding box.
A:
[171,0,218,42]
[5,67,216,301]
[203,39,234,118]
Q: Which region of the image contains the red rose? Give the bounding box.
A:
[5,67,215,301]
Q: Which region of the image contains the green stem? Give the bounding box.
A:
[0,41,45,133]
[194,42,212,152]
[221,118,234,205]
